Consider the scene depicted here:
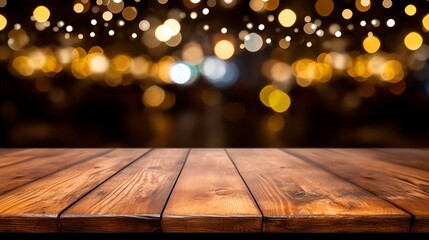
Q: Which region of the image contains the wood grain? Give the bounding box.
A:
[162,148,261,232]
[1,148,68,157]
[286,148,429,232]
[0,148,150,232]
[60,148,189,233]
[0,149,110,195]
[0,156,33,168]
[372,149,429,170]
[227,148,410,233]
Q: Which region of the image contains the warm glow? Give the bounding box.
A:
[315,0,334,17]
[404,4,416,16]
[33,6,50,23]
[122,6,137,21]
[269,90,291,113]
[143,85,165,107]
[355,0,371,12]
[342,9,353,20]
[259,85,276,107]
[278,9,296,27]
[214,40,235,60]
[404,32,423,51]
[73,3,84,13]
[363,35,381,53]
[423,14,429,31]
[89,54,109,74]
[0,14,6,31]
[155,25,173,42]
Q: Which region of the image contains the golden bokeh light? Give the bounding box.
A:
[33,6,50,23]
[107,0,124,14]
[0,14,6,31]
[268,89,291,113]
[259,85,276,107]
[249,0,264,12]
[183,42,204,64]
[404,32,423,51]
[12,56,35,76]
[342,9,353,20]
[278,9,296,28]
[404,4,416,16]
[264,0,279,11]
[315,0,334,17]
[143,85,166,107]
[73,3,84,13]
[422,14,429,32]
[112,55,132,73]
[214,40,235,60]
[363,35,381,53]
[122,6,137,21]
[355,0,371,12]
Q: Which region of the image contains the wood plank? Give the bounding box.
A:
[1,148,68,157]
[60,149,189,233]
[227,149,410,233]
[0,149,110,195]
[162,148,261,232]
[372,149,429,170]
[286,148,429,233]
[0,148,150,232]
[0,156,33,168]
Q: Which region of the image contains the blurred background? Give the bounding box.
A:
[0,0,428,147]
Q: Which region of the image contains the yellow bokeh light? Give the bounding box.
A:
[422,14,429,31]
[278,9,296,28]
[269,90,291,113]
[362,35,381,53]
[315,0,334,17]
[404,4,416,16]
[0,14,6,31]
[143,85,165,107]
[214,40,235,60]
[33,6,50,23]
[404,32,423,51]
[259,85,277,107]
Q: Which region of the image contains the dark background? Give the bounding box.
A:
[0,0,428,147]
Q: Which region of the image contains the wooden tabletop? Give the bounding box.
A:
[0,148,427,233]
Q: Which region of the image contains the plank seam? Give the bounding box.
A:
[0,149,114,196]
[282,149,416,233]
[160,148,191,232]
[224,148,264,233]
[56,148,154,232]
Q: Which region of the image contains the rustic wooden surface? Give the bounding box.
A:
[227,149,409,232]
[60,149,188,232]
[0,149,109,194]
[286,148,429,233]
[0,149,149,232]
[162,149,262,232]
[0,148,427,233]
